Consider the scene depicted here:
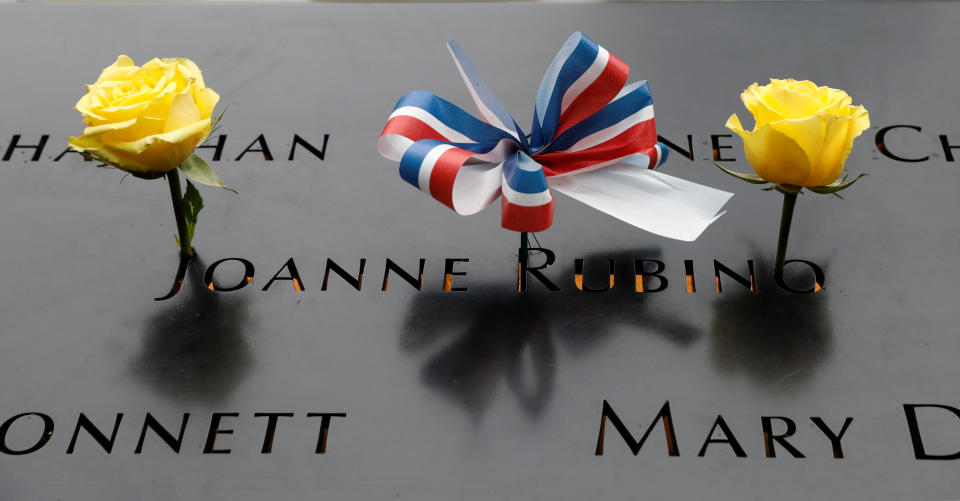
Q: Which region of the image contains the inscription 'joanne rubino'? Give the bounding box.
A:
[156,250,827,300]
[595,401,960,460]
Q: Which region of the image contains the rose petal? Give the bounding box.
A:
[741,83,786,127]
[177,58,206,88]
[67,134,154,173]
[194,87,219,120]
[727,113,811,186]
[760,84,828,120]
[818,105,870,186]
[106,119,210,172]
[107,118,208,154]
[164,92,202,133]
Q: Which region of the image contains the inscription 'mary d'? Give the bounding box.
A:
[596,401,960,461]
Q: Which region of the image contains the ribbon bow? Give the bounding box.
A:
[378,32,732,240]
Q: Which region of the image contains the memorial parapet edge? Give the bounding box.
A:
[0,2,958,500]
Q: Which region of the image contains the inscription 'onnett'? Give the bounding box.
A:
[0,412,345,456]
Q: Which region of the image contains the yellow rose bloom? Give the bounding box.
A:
[725,79,870,187]
[68,56,220,176]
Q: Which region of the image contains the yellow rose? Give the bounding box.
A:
[68,56,220,176]
[725,78,870,187]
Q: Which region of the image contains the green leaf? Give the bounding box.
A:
[178,154,236,193]
[712,161,769,184]
[204,104,230,145]
[807,173,867,195]
[181,179,204,245]
[777,183,803,194]
[763,184,803,195]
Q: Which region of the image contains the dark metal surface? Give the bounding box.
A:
[0,3,959,499]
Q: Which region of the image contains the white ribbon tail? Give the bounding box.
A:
[547,164,732,242]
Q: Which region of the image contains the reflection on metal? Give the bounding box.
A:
[403,288,557,420]
[307,413,348,454]
[132,257,255,404]
[66,413,123,454]
[698,416,747,458]
[443,258,469,292]
[381,259,425,291]
[404,249,701,421]
[203,257,257,292]
[262,257,307,292]
[574,258,615,292]
[0,413,54,455]
[713,260,756,293]
[761,417,805,458]
[634,259,668,293]
[810,417,854,459]
[135,414,190,453]
[595,401,679,456]
[154,254,192,301]
[518,248,560,291]
[594,400,858,459]
[321,258,365,291]
[254,412,294,454]
[710,257,832,390]
[773,259,826,293]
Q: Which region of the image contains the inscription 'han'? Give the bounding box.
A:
[0,133,330,164]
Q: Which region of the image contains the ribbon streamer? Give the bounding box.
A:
[378,32,732,241]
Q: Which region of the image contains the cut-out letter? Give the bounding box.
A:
[595,400,679,456]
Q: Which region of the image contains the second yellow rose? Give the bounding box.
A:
[725,78,870,188]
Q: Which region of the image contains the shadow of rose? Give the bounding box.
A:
[131,256,255,405]
[710,255,833,391]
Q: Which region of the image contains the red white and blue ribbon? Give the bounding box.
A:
[378,32,732,240]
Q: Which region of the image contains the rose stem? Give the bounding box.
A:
[774,191,798,276]
[520,231,529,267]
[166,169,194,258]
